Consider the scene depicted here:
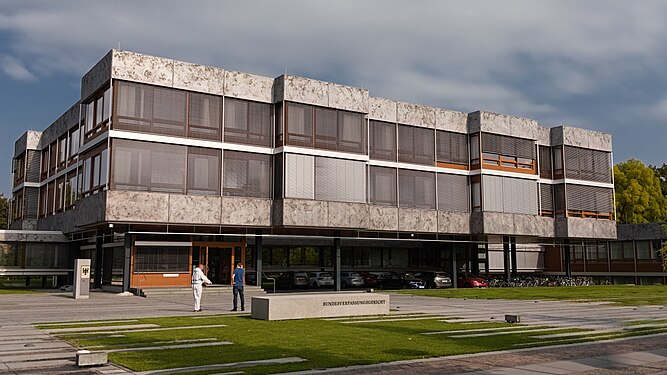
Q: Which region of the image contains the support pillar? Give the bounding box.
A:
[333,234,341,292]
[451,244,458,289]
[503,236,511,282]
[470,243,480,275]
[122,234,132,292]
[510,237,518,278]
[255,232,263,287]
[563,240,572,278]
[94,230,103,289]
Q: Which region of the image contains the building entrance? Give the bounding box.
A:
[192,243,245,286]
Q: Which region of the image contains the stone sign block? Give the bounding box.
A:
[251,292,390,321]
[76,350,108,367]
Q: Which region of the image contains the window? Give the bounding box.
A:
[437,173,469,212]
[482,175,538,215]
[470,134,480,166]
[83,87,111,141]
[481,133,536,173]
[224,98,271,147]
[57,137,67,167]
[611,241,634,261]
[471,177,481,212]
[65,171,77,208]
[563,146,611,183]
[69,127,80,159]
[187,147,221,195]
[369,166,397,206]
[436,130,468,166]
[134,247,189,273]
[40,149,49,181]
[46,182,55,215]
[314,157,366,203]
[49,141,57,175]
[566,184,613,218]
[115,81,186,137]
[12,153,25,186]
[25,150,40,183]
[553,146,564,178]
[284,153,314,199]
[38,185,47,217]
[398,169,436,209]
[286,102,366,154]
[539,183,554,216]
[111,139,186,194]
[223,151,271,198]
[55,177,65,212]
[286,103,313,146]
[636,241,653,261]
[539,146,552,179]
[189,93,221,140]
[369,121,397,161]
[398,125,435,165]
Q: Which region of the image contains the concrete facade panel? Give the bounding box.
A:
[368,205,399,231]
[282,75,328,107]
[437,211,471,234]
[224,70,274,103]
[398,208,437,233]
[111,50,174,87]
[168,194,221,225]
[558,126,612,152]
[40,104,80,148]
[513,214,555,237]
[556,217,617,239]
[368,97,397,123]
[81,50,112,100]
[327,201,369,229]
[536,126,551,146]
[172,60,225,96]
[281,199,328,227]
[481,212,515,235]
[435,108,468,133]
[105,190,169,223]
[327,83,369,113]
[220,197,272,227]
[396,102,436,128]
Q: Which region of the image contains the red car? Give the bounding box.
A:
[457,273,489,288]
[360,272,379,287]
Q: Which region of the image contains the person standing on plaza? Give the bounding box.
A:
[192,263,212,312]
[232,262,245,311]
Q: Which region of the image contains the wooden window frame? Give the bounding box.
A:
[83,86,111,144]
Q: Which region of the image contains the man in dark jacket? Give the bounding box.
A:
[232,262,245,311]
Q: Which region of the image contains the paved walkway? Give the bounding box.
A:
[0,291,666,374]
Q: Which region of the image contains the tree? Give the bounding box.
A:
[650,163,667,196]
[661,225,667,271]
[0,194,7,230]
[614,159,667,224]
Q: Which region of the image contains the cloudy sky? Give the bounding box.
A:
[1,0,666,195]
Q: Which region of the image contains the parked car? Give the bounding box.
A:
[340,272,365,288]
[376,272,425,289]
[308,272,334,288]
[412,271,452,288]
[360,272,379,287]
[457,272,489,288]
[292,271,310,288]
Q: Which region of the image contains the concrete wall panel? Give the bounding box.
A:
[220,197,272,226]
[111,50,174,87]
[438,211,471,234]
[397,102,435,128]
[168,195,221,225]
[435,108,468,133]
[536,126,551,146]
[172,60,225,96]
[368,205,399,231]
[106,190,169,223]
[282,75,328,107]
[224,70,274,103]
[281,199,328,227]
[368,97,397,123]
[556,217,617,239]
[81,50,112,100]
[39,104,80,148]
[328,83,369,113]
[327,201,369,229]
[398,208,437,233]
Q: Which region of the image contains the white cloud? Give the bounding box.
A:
[0,54,35,80]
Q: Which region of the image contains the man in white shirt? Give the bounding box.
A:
[192,263,212,312]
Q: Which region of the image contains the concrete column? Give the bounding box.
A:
[24,276,30,287]
[503,236,511,281]
[333,235,341,292]
[94,230,103,289]
[255,233,263,287]
[563,240,572,277]
[510,237,518,278]
[122,234,132,292]
[451,244,458,289]
[470,243,480,275]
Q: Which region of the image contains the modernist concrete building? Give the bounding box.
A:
[5,50,631,291]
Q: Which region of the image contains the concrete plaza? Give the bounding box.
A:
[0,291,666,374]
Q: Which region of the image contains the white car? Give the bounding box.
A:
[308,272,334,288]
[340,272,365,288]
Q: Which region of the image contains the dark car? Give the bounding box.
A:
[457,272,489,288]
[360,272,379,287]
[376,272,425,290]
[412,271,453,289]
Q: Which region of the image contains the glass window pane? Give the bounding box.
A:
[187,147,221,195]
[223,151,271,198]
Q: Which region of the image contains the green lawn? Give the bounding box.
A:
[0,288,42,294]
[398,285,667,306]
[44,314,588,374]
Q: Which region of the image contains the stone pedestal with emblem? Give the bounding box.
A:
[73,259,91,299]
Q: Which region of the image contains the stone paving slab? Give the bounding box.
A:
[44,323,160,333]
[104,340,233,353]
